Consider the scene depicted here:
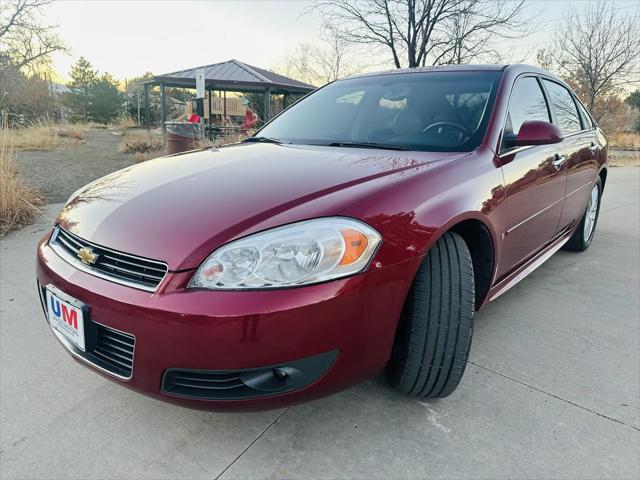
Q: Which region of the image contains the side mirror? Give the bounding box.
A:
[504,120,564,147]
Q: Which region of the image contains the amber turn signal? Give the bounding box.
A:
[339,228,369,265]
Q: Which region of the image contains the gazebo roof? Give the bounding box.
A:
[141,59,315,93]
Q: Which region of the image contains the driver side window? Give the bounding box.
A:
[501,77,551,152]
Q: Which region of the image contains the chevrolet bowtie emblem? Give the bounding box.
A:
[77,247,98,265]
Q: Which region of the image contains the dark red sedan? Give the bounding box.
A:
[36,64,607,410]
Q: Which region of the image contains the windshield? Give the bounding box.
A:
[257,70,502,152]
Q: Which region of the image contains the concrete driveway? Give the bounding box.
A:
[1,168,638,480]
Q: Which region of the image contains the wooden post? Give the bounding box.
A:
[144,83,150,129]
[160,82,166,137]
[208,88,212,139]
[263,87,271,123]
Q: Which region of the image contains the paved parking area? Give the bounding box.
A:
[1,168,638,479]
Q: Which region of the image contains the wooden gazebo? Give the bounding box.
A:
[139,59,315,133]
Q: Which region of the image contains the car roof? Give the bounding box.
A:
[343,64,553,80]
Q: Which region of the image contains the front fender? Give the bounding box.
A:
[342,148,504,274]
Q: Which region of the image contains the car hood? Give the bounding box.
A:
[58,143,463,270]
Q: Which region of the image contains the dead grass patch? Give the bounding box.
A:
[124,129,253,163]
[1,117,42,237]
[608,132,640,150]
[195,130,253,150]
[133,150,165,162]
[116,117,137,129]
[119,131,164,155]
[57,128,85,140]
[213,130,253,147]
[8,121,85,151]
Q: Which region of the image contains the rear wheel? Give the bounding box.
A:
[387,231,475,398]
[564,177,602,252]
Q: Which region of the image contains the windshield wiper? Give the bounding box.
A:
[242,136,287,145]
[325,141,410,151]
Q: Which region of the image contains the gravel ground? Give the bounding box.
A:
[609,148,639,167]
[14,129,136,204]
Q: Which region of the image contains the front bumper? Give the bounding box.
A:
[36,234,415,410]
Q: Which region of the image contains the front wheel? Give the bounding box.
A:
[387,231,475,398]
[564,177,602,252]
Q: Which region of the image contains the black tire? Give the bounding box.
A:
[387,231,475,398]
[563,177,602,252]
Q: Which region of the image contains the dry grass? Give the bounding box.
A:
[8,120,85,151]
[608,132,640,150]
[193,130,253,150]
[1,116,42,237]
[132,150,164,162]
[57,128,85,140]
[116,117,137,129]
[212,130,253,147]
[119,131,164,155]
[122,129,253,163]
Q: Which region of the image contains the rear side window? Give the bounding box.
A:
[502,77,550,151]
[542,80,582,134]
[576,101,594,130]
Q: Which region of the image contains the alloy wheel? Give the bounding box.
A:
[583,183,599,241]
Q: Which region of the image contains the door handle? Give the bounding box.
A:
[589,142,598,153]
[552,153,567,169]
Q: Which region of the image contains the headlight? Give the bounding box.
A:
[187,217,381,290]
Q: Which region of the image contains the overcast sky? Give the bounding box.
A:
[43,0,640,81]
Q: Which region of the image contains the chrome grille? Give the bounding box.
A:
[50,226,168,292]
[87,324,135,378]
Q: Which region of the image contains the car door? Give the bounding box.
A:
[496,76,567,278]
[542,79,600,231]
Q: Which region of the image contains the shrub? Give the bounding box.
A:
[119,132,164,154]
[0,115,42,236]
[57,128,85,140]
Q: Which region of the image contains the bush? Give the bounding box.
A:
[0,116,42,236]
[57,128,85,140]
[119,132,164,154]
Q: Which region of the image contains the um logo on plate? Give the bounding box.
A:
[50,297,78,329]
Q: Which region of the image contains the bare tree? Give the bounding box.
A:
[553,1,640,115]
[280,45,321,86]
[312,0,527,68]
[535,48,554,72]
[0,0,66,73]
[313,35,365,83]
[432,1,525,64]
[279,34,366,86]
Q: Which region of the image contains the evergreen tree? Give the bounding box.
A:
[65,57,123,123]
[66,57,97,122]
[90,73,122,124]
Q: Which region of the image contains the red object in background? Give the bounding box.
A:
[36,64,608,411]
[241,109,258,128]
[188,113,201,123]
